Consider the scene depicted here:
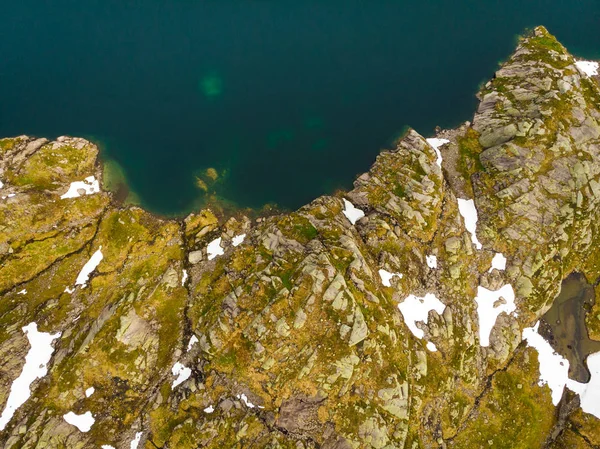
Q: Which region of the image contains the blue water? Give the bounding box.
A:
[1,1,599,215]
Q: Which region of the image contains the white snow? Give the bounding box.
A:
[523,322,570,405]
[426,138,450,168]
[567,352,600,419]
[17,289,27,295]
[171,362,191,388]
[457,198,483,250]
[575,60,599,77]
[187,335,199,351]
[426,342,438,352]
[378,269,403,287]
[426,255,437,269]
[0,323,61,431]
[237,393,264,409]
[63,411,95,432]
[203,405,215,413]
[85,387,95,397]
[398,293,446,339]
[207,237,224,260]
[130,432,143,449]
[101,446,116,449]
[342,199,365,225]
[475,284,516,347]
[181,269,188,286]
[488,253,507,272]
[0,180,3,189]
[75,247,103,287]
[64,286,75,294]
[524,323,600,417]
[60,176,100,199]
[232,234,246,246]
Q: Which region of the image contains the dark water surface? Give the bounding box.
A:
[1,1,599,215]
[541,273,600,383]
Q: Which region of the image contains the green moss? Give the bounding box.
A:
[0,137,19,154]
[520,27,572,70]
[449,348,556,448]
[567,407,600,446]
[0,224,98,292]
[280,270,294,291]
[456,128,484,196]
[278,214,319,244]
[393,184,407,198]
[529,34,564,54]
[293,220,318,242]
[8,142,97,190]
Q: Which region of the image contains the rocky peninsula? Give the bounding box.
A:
[1,27,600,448]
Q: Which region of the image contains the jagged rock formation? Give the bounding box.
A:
[0,27,599,448]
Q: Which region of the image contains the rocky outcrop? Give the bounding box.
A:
[0,26,599,448]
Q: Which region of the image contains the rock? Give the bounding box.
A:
[276,395,325,437]
[348,307,368,346]
[188,250,203,264]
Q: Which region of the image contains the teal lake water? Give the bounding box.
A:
[1,1,599,215]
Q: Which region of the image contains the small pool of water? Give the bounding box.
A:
[540,272,600,383]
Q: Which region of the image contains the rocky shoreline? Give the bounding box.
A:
[0,27,600,448]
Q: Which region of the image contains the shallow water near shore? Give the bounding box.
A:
[1,1,599,215]
[540,273,600,383]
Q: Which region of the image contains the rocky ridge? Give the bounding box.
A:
[0,27,600,448]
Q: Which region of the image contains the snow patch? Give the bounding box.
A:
[567,352,600,419]
[181,269,188,286]
[575,60,599,77]
[60,176,100,199]
[457,198,482,250]
[187,335,199,351]
[63,411,95,432]
[237,393,264,409]
[523,322,570,405]
[85,387,95,397]
[489,253,507,272]
[130,432,143,449]
[426,342,438,352]
[101,446,116,449]
[64,286,75,294]
[426,255,437,269]
[207,237,224,260]
[378,269,403,287]
[426,138,450,168]
[75,247,103,288]
[203,405,215,413]
[0,323,61,431]
[398,293,446,339]
[342,199,365,225]
[17,289,27,295]
[232,234,246,246]
[475,284,516,347]
[0,180,3,189]
[171,362,192,388]
[525,324,600,417]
